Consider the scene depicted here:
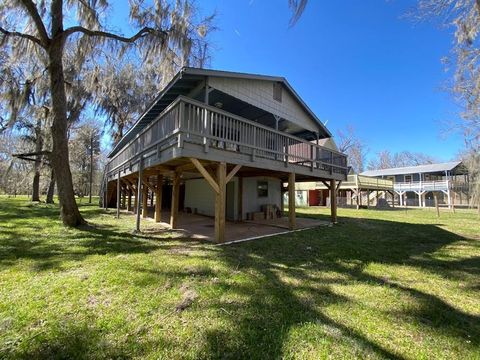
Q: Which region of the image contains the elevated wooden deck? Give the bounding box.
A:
[103,96,347,242]
[104,96,347,182]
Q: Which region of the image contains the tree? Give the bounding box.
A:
[414,1,480,204]
[90,61,148,145]
[367,150,436,170]
[336,125,367,173]
[69,121,101,200]
[0,1,213,226]
[458,147,480,211]
[414,1,480,146]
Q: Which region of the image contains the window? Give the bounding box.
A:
[404,175,412,183]
[257,181,268,198]
[273,82,282,102]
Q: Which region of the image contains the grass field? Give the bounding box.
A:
[0,196,479,359]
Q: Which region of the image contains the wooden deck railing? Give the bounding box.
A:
[394,180,450,192]
[316,174,394,190]
[106,96,348,176]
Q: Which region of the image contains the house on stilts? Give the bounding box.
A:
[361,161,470,208]
[101,68,348,243]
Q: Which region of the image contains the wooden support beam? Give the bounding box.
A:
[142,181,148,219]
[226,164,242,183]
[330,179,337,223]
[288,172,296,230]
[434,192,440,218]
[121,185,126,209]
[170,172,180,229]
[321,180,331,190]
[155,172,163,223]
[127,187,132,211]
[215,162,227,243]
[135,159,143,232]
[190,158,219,194]
[133,185,138,214]
[336,180,342,192]
[238,176,243,221]
[142,180,156,193]
[174,162,198,173]
[116,171,121,219]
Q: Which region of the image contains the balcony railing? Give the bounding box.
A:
[106,96,348,176]
[394,180,450,192]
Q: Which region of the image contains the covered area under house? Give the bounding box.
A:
[102,68,348,243]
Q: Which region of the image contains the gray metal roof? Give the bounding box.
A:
[360,161,464,177]
[108,67,331,158]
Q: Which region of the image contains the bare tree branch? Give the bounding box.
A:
[63,26,167,43]
[0,26,43,46]
[19,0,50,46]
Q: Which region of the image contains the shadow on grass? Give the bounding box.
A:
[1,199,479,358]
[3,318,170,359]
[0,200,206,272]
[196,214,479,358]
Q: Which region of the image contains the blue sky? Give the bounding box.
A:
[195,0,463,162]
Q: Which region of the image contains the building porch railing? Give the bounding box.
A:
[394,180,450,192]
[106,96,348,177]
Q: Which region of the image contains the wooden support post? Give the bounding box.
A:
[434,192,440,218]
[356,188,360,209]
[155,173,163,223]
[127,187,132,212]
[116,171,121,219]
[142,179,148,219]
[238,176,244,221]
[121,185,126,209]
[214,162,227,243]
[452,190,456,213]
[133,185,138,214]
[135,159,143,232]
[104,178,108,210]
[330,179,337,223]
[170,172,180,229]
[288,172,296,230]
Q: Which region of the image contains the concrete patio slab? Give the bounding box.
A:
[134,209,328,243]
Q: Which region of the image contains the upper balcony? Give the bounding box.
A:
[105,96,348,181]
[394,180,450,193]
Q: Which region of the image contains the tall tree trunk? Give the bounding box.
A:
[89,133,93,203]
[46,168,55,204]
[47,0,85,226]
[32,118,44,201]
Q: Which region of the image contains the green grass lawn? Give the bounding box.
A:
[0,196,479,359]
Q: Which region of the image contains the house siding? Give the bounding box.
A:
[184,178,215,217]
[184,177,239,221]
[241,177,282,220]
[208,77,319,133]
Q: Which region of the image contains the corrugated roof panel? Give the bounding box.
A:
[360,161,463,177]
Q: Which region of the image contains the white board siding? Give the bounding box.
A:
[184,178,215,217]
[241,177,282,220]
[208,77,319,133]
[184,177,239,221]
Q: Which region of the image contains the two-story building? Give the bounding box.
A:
[361,161,469,207]
[102,68,348,242]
